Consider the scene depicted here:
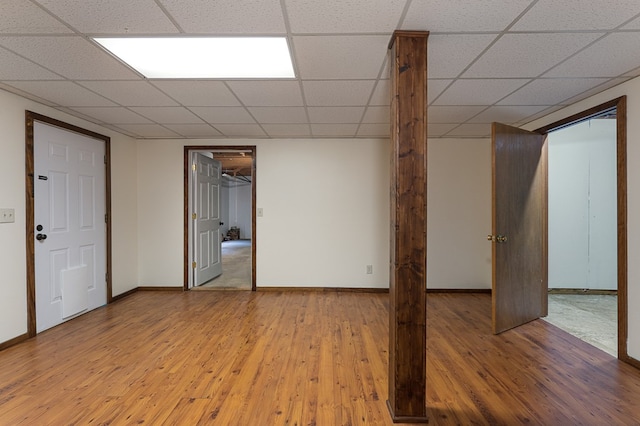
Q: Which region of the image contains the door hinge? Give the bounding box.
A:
[192,213,197,220]
[192,163,197,171]
[192,261,197,269]
[104,155,107,165]
[105,213,108,223]
[105,272,108,282]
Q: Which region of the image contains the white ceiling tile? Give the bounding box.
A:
[263,124,311,137]
[159,0,286,33]
[362,106,389,123]
[446,123,492,137]
[544,33,640,78]
[190,107,256,124]
[401,0,532,32]
[70,107,152,124]
[0,36,140,80]
[369,80,389,106]
[151,81,240,107]
[5,81,116,106]
[35,0,179,33]
[79,81,178,106]
[247,107,308,124]
[286,0,406,33]
[308,107,365,123]
[560,78,631,106]
[311,124,358,137]
[467,105,550,124]
[428,106,486,123]
[227,81,303,106]
[498,78,610,105]
[428,123,458,137]
[464,33,603,78]
[129,107,204,124]
[215,124,267,137]
[512,0,640,31]
[294,35,389,80]
[115,124,181,138]
[428,35,497,79]
[164,124,223,138]
[428,80,452,104]
[434,79,530,106]
[0,0,73,33]
[303,80,375,106]
[0,46,62,80]
[357,123,389,137]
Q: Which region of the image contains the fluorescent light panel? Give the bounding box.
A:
[94,37,295,78]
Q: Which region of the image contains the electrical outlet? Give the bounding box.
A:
[366,265,373,274]
[0,208,15,223]
[257,208,264,217]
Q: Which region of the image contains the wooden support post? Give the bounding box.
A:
[387,30,428,423]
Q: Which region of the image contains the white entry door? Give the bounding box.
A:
[34,121,107,333]
[193,153,222,286]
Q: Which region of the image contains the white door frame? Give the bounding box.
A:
[25,111,112,337]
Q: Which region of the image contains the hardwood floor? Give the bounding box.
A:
[1,291,639,425]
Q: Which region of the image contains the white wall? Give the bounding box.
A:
[427,138,492,289]
[136,138,391,288]
[525,76,640,360]
[226,180,252,239]
[548,119,617,290]
[0,88,138,344]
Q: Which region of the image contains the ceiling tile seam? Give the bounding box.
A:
[277,0,312,136]
[539,32,617,79]
[440,0,540,89]
[395,0,416,31]
[356,52,392,135]
[28,0,84,35]
[0,43,69,81]
[153,0,185,33]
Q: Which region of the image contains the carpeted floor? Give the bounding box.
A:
[192,240,252,290]
[543,293,617,357]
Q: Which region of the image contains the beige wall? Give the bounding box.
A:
[0,88,138,343]
[136,138,391,288]
[427,138,492,289]
[525,76,640,360]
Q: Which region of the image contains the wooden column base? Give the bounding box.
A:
[387,401,428,424]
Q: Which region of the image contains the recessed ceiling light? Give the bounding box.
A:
[94,37,295,79]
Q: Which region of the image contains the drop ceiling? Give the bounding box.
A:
[1,0,639,139]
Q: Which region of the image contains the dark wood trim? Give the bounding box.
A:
[0,333,29,352]
[427,288,491,294]
[183,146,257,292]
[25,111,112,337]
[534,96,630,365]
[111,287,138,302]
[387,30,429,423]
[257,287,389,293]
[137,286,183,292]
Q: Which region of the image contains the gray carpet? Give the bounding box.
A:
[193,240,252,290]
[543,294,617,357]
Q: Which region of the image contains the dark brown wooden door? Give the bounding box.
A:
[491,122,548,334]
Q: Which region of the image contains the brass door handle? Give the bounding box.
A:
[487,234,507,243]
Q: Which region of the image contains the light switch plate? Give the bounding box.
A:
[0,208,15,223]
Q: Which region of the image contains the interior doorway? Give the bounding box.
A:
[544,112,618,356]
[534,96,628,361]
[184,146,256,291]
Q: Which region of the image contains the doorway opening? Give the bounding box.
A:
[184,146,256,291]
[535,97,627,361]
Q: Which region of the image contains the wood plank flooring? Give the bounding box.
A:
[1,291,639,425]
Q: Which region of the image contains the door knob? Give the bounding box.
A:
[487,234,507,243]
[36,233,47,241]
